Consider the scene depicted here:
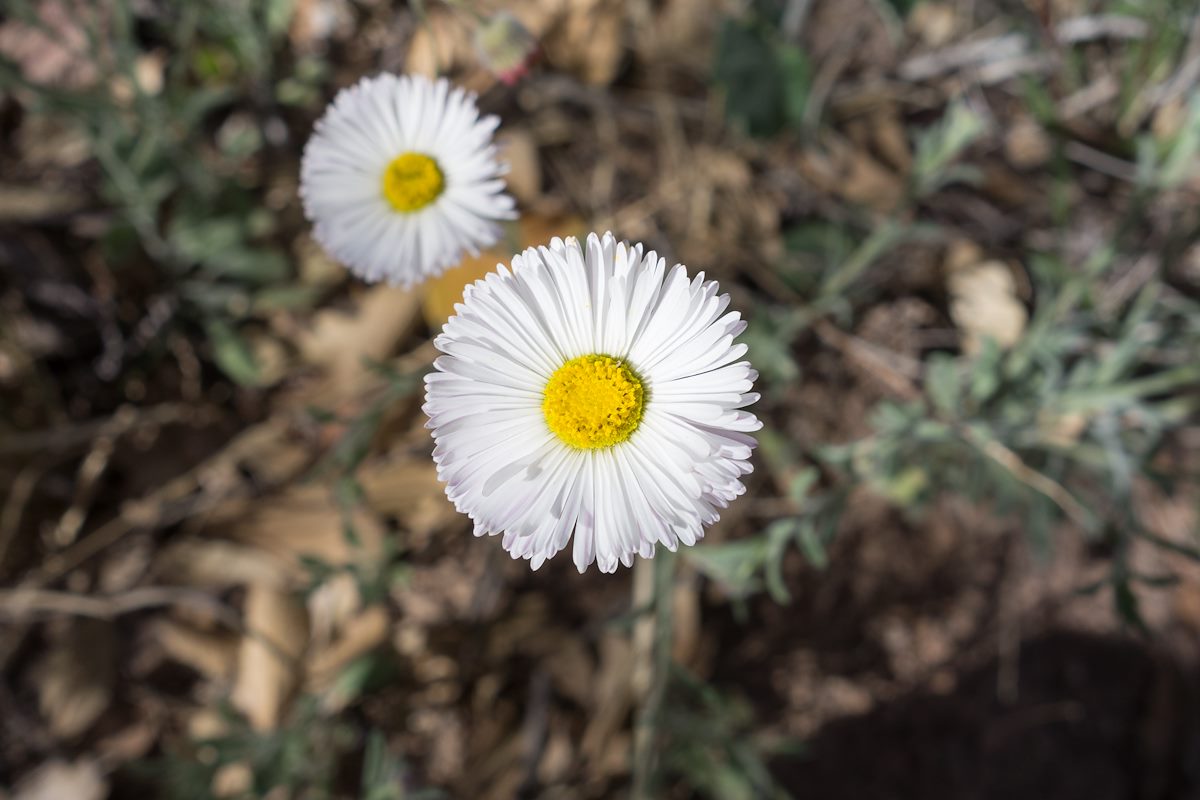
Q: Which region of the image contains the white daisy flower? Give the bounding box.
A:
[424,232,761,573]
[300,73,516,286]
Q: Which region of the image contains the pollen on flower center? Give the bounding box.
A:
[382,152,445,212]
[542,355,646,449]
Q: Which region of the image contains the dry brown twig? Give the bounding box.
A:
[0,464,46,576]
[24,340,438,590]
[1063,141,1139,183]
[0,404,216,581]
[50,407,135,548]
[898,15,1150,84]
[0,586,302,671]
[0,402,211,458]
[965,432,1093,530]
[814,319,923,399]
[0,585,236,623]
[813,322,1091,529]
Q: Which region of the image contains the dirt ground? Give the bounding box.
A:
[2,0,1200,798]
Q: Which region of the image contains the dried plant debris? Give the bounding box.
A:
[1,0,1199,797]
[34,619,116,741]
[11,759,106,800]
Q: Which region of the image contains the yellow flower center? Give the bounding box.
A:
[381,152,445,212]
[542,355,646,449]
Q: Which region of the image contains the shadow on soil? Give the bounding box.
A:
[774,630,1200,800]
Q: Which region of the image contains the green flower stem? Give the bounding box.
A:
[631,549,677,800]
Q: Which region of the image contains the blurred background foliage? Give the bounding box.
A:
[1,0,1199,798]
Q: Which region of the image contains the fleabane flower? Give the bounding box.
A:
[423,232,761,573]
[300,73,516,286]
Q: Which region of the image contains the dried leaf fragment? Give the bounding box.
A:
[946,252,1028,354]
[153,619,239,683]
[13,760,106,800]
[231,584,310,731]
[299,285,421,400]
[35,619,115,740]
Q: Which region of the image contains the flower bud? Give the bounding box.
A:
[473,12,538,86]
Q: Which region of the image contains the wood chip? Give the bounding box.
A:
[298,284,421,401]
[497,129,542,204]
[154,539,292,589]
[418,213,584,329]
[212,762,254,798]
[1005,117,1052,169]
[908,2,960,47]
[35,619,115,740]
[871,108,914,174]
[0,0,99,89]
[12,760,106,800]
[307,604,390,691]
[358,459,458,539]
[231,584,310,731]
[544,0,625,86]
[221,483,386,572]
[799,137,905,213]
[153,619,239,683]
[947,253,1029,354]
[405,10,475,80]
[0,186,86,222]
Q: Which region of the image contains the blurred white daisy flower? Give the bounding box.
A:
[300,73,516,286]
[424,232,761,573]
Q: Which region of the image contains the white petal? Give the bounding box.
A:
[300,73,515,287]
[424,232,761,573]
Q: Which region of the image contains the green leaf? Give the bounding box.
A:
[209,247,290,283]
[330,651,399,707]
[764,518,798,603]
[299,554,336,589]
[787,467,819,505]
[741,313,801,383]
[714,20,783,136]
[252,284,324,312]
[275,76,321,108]
[169,216,243,262]
[969,337,1003,403]
[168,214,290,283]
[775,41,812,129]
[882,0,918,16]
[177,86,236,127]
[192,45,238,82]
[216,116,263,158]
[875,465,929,506]
[817,219,911,299]
[1113,578,1148,632]
[713,18,811,137]
[912,101,986,196]
[1019,75,1059,124]
[266,0,296,38]
[925,353,960,417]
[361,728,408,800]
[687,540,768,598]
[784,221,855,261]
[1152,95,1200,189]
[796,520,829,570]
[181,281,251,315]
[205,319,261,386]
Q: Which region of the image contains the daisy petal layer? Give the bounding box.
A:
[300,73,517,287]
[424,232,761,573]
